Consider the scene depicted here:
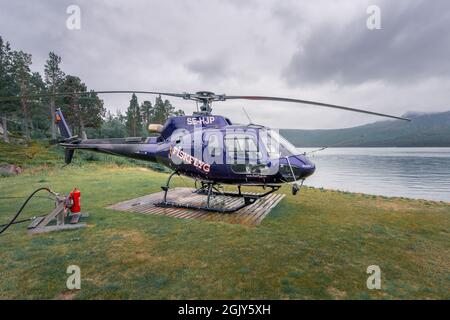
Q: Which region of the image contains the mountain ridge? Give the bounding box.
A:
[280,111,450,147]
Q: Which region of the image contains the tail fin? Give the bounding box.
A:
[65,149,75,165]
[56,108,76,166]
[55,108,72,139]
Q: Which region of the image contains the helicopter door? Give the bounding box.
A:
[172,131,194,168]
[224,133,267,175]
[204,132,224,164]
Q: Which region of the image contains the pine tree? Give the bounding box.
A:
[28,72,47,138]
[0,37,16,141]
[11,50,33,139]
[79,90,105,134]
[44,52,65,139]
[0,36,106,140]
[140,100,153,132]
[163,99,175,118]
[61,76,105,139]
[62,75,87,138]
[152,95,166,124]
[150,96,185,125]
[100,110,127,138]
[125,93,142,136]
[173,109,185,116]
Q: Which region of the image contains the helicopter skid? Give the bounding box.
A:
[194,184,281,199]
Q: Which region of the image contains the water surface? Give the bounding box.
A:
[298,148,450,202]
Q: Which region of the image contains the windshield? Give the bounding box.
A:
[260,129,299,159]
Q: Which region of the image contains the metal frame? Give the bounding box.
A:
[27,194,86,235]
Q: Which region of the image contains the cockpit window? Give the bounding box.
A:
[224,133,261,160]
[260,129,299,159]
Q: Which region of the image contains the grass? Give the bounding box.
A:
[0,140,61,168]
[0,140,166,171]
[0,163,449,300]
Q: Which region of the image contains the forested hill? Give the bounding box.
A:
[280,111,450,147]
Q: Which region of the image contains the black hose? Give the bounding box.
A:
[0,187,54,235]
[0,196,55,200]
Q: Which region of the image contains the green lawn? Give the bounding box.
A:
[0,164,449,299]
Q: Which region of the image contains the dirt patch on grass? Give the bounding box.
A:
[108,229,146,247]
[106,229,160,264]
[135,167,151,172]
[371,200,426,212]
[326,287,347,299]
[55,291,78,300]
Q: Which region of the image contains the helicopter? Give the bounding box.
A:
[0,90,410,213]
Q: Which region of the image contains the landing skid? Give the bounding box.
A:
[194,182,280,198]
[154,172,281,213]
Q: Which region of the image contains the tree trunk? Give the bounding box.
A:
[2,117,9,143]
[30,120,35,135]
[50,95,56,139]
[78,104,87,140]
[21,97,30,140]
[80,121,87,140]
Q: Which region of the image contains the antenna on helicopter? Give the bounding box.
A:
[242,107,253,125]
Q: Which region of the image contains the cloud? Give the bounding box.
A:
[185,55,230,81]
[283,0,450,85]
[1,0,449,129]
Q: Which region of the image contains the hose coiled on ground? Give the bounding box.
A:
[0,187,56,235]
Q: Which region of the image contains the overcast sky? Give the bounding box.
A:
[1,0,449,129]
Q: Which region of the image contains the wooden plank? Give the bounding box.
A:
[253,194,285,225]
[106,187,284,225]
[36,202,65,228]
[27,216,45,229]
[246,194,280,224]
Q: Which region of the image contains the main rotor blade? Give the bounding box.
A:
[0,90,186,102]
[225,95,411,121]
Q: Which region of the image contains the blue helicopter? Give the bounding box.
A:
[2,90,410,212]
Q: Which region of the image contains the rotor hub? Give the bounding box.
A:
[184,91,225,115]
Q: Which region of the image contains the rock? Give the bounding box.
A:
[0,164,23,175]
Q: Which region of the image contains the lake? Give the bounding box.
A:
[297,148,450,202]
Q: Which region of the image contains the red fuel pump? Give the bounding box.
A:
[68,188,81,213]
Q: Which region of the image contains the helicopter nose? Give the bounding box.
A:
[293,154,316,178]
[280,155,315,180]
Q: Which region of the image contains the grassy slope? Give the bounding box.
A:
[0,140,166,173]
[0,164,449,299]
[0,140,61,169]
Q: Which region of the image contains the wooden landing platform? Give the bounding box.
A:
[107,187,285,225]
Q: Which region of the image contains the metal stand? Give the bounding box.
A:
[27,195,87,235]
